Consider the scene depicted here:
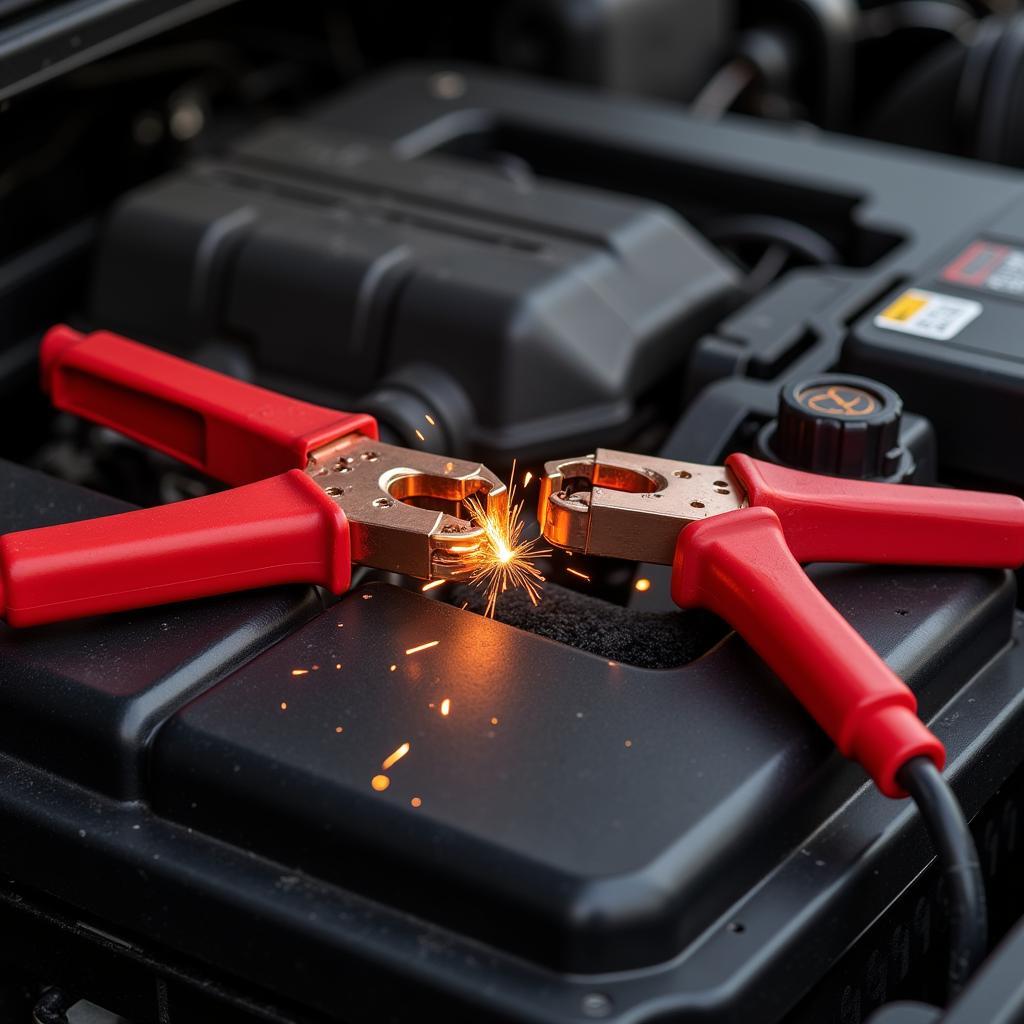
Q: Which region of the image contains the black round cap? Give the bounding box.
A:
[772,374,906,479]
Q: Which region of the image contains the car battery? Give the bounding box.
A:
[845,201,1024,488]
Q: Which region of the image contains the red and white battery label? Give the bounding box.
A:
[942,240,1024,297]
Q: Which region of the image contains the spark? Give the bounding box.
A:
[382,742,411,770]
[425,414,436,426]
[523,471,533,487]
[371,774,390,792]
[566,567,591,582]
[415,429,426,442]
[634,578,651,592]
[411,796,423,808]
[405,640,439,655]
[291,669,308,677]
[464,464,549,617]
[624,739,633,748]
[335,663,342,670]
[421,578,446,592]
[335,726,343,733]
[440,698,451,716]
[389,664,397,672]
[490,716,499,726]
[280,702,288,710]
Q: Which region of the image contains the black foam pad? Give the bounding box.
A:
[454,582,729,670]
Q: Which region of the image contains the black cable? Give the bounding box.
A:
[897,756,988,1000]
[690,57,758,119]
[704,214,841,267]
[742,242,792,294]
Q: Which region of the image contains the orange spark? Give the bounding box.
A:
[634,578,651,592]
[280,702,288,710]
[425,414,436,426]
[335,726,343,733]
[405,640,439,655]
[464,463,549,617]
[291,669,308,677]
[490,716,499,726]
[410,796,422,808]
[371,774,390,791]
[415,429,426,441]
[421,578,446,592]
[566,567,591,582]
[382,742,410,770]
[523,471,533,487]
[440,698,451,716]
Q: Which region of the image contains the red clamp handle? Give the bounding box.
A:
[41,326,377,487]
[728,454,1024,568]
[671,457,1024,795]
[672,507,944,797]
[0,471,350,627]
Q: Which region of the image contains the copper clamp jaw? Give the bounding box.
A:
[307,435,508,581]
[538,448,746,565]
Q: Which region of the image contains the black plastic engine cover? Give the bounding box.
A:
[90,120,739,461]
[305,65,1024,490]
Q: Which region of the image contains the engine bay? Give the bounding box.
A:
[2,3,1024,1023]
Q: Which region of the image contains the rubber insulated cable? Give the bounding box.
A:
[897,756,988,1000]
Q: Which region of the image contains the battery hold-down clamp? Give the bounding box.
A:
[0,326,506,627]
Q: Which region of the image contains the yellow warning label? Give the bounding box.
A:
[874,288,982,341]
[879,292,929,322]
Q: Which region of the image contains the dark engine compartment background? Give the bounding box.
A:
[2,2,1024,1023]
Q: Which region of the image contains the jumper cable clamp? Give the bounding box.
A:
[540,447,1024,798]
[0,326,506,627]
